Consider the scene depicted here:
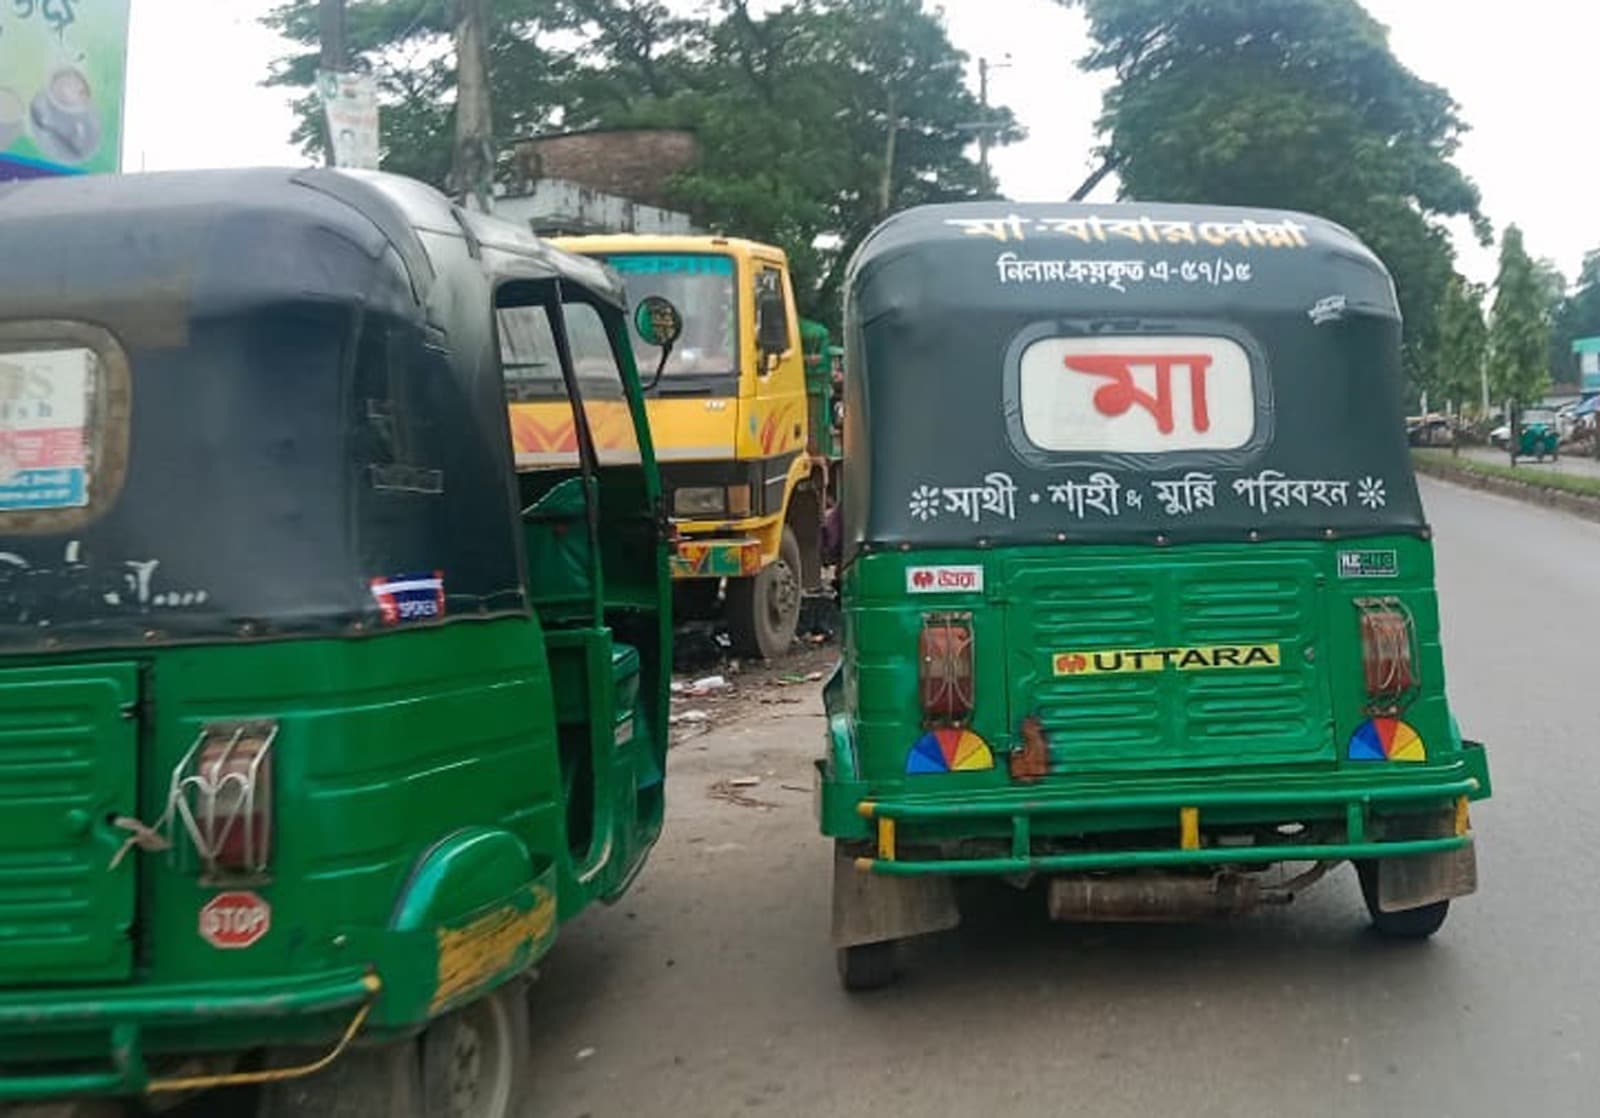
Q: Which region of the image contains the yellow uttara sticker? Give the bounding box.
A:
[1052,644,1281,676]
[432,890,556,1012]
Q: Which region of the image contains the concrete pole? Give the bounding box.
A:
[453,0,495,213]
[319,0,346,167]
[977,57,990,185]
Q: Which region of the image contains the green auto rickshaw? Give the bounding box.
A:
[818,202,1490,989]
[1515,408,1560,461]
[0,168,676,1113]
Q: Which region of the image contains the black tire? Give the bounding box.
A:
[257,1038,422,1118]
[837,940,898,992]
[1356,860,1450,940]
[726,526,802,660]
[420,980,532,1118]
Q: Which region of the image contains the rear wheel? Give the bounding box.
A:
[837,940,898,992]
[726,526,802,660]
[420,981,531,1118]
[1356,860,1450,939]
[257,1038,422,1118]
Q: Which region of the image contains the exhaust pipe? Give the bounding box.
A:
[1047,864,1335,923]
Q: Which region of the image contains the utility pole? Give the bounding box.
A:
[453,0,495,213]
[958,55,1009,192]
[319,0,347,168]
[879,85,897,215]
[319,0,346,70]
[977,57,991,184]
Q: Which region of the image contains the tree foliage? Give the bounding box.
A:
[1433,275,1487,420]
[1550,248,1600,384]
[262,0,1015,321]
[1488,225,1552,412]
[1058,0,1485,390]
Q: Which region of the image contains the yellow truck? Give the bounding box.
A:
[516,235,838,657]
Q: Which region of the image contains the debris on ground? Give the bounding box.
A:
[671,709,711,725]
[707,777,778,810]
[777,670,825,685]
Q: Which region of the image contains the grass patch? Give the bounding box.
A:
[1413,450,1600,500]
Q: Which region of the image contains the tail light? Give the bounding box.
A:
[920,612,975,725]
[168,721,277,877]
[1357,599,1416,704]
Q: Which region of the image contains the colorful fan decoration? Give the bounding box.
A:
[906,728,994,774]
[1347,717,1426,763]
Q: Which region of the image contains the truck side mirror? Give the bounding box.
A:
[755,282,788,371]
[633,295,683,391]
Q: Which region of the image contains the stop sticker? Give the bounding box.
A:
[198,891,271,949]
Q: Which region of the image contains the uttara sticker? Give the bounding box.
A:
[369,570,445,625]
[199,891,271,949]
[906,565,984,594]
[1053,644,1281,676]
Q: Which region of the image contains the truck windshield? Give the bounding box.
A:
[604,254,737,382]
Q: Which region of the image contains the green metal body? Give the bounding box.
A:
[818,536,1489,873]
[0,604,667,1098]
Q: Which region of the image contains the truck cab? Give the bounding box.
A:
[542,236,834,658]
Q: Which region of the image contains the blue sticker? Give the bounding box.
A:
[370,571,445,625]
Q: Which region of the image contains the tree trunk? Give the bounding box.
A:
[1070,153,1123,202]
[452,0,495,212]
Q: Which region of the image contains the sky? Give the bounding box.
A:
[123,0,1600,287]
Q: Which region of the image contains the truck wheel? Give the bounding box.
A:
[257,1037,422,1118]
[421,981,532,1118]
[726,526,802,660]
[837,940,898,992]
[1356,860,1450,939]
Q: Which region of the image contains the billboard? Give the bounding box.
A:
[1574,337,1600,395]
[0,0,132,181]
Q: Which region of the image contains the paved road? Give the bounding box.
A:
[519,477,1600,1118]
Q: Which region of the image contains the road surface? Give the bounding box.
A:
[515,477,1600,1118]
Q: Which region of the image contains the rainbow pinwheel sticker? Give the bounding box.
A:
[1347,717,1426,763]
[906,728,995,774]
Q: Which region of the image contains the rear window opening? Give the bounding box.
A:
[0,322,130,533]
[1017,334,1257,454]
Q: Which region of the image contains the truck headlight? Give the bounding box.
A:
[674,487,726,516]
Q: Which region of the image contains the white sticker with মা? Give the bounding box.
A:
[906,565,984,594]
[1018,334,1256,454]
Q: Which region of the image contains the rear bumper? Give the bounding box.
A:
[823,744,1489,878]
[0,968,376,1100]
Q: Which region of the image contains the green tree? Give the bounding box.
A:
[1058,0,1485,391]
[263,0,573,186]
[1432,274,1487,453]
[263,0,1013,323]
[1551,248,1600,384]
[1489,225,1552,460]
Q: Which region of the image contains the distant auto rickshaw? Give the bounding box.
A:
[1514,408,1560,460]
[817,202,1491,989]
[0,169,677,1114]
